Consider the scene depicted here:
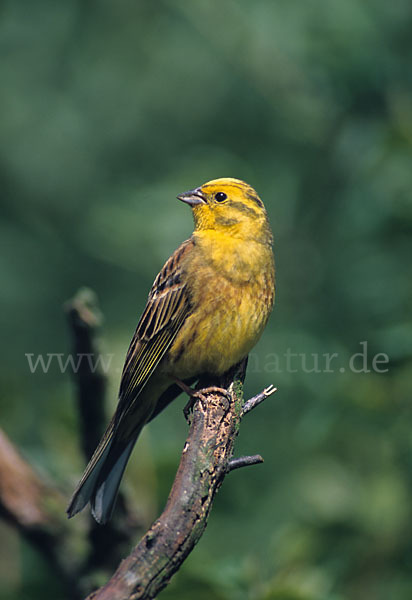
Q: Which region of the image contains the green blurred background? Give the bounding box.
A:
[1,1,412,599]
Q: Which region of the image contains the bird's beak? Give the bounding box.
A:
[177,188,207,206]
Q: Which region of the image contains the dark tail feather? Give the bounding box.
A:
[90,436,136,523]
[67,430,139,524]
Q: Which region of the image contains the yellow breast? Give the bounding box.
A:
[166,231,275,378]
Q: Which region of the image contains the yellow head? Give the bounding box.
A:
[177,178,272,244]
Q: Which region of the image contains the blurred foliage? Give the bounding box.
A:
[1,1,412,599]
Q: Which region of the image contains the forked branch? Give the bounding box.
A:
[87,363,275,600]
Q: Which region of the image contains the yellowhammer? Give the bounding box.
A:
[67,177,275,523]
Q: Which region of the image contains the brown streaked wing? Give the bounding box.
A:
[115,238,194,422]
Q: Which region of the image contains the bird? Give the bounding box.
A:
[67,177,275,524]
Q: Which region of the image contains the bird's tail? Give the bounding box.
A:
[67,421,140,524]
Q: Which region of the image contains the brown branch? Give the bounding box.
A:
[242,385,277,415]
[86,361,273,600]
[65,288,142,574]
[65,287,107,462]
[227,454,264,472]
[0,430,62,529]
[0,429,83,599]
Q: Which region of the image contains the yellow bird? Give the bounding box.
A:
[67,178,275,523]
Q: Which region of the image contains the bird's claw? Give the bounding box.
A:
[182,386,231,422]
[183,396,197,422]
[196,386,231,401]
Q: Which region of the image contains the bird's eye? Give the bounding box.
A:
[215,192,227,203]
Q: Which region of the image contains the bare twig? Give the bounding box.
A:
[242,385,277,415]
[227,454,264,472]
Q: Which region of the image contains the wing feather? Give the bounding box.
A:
[67,238,195,518]
[115,239,193,423]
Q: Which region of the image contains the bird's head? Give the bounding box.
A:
[177,178,272,244]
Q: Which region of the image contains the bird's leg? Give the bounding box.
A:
[174,378,231,422]
[173,378,201,421]
[174,378,196,398]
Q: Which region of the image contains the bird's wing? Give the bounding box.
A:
[116,238,194,423]
[67,240,194,519]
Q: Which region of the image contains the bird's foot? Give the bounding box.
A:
[174,379,231,422]
[173,378,200,421]
[183,395,197,422]
[196,386,232,412]
[196,386,231,401]
[174,378,196,397]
